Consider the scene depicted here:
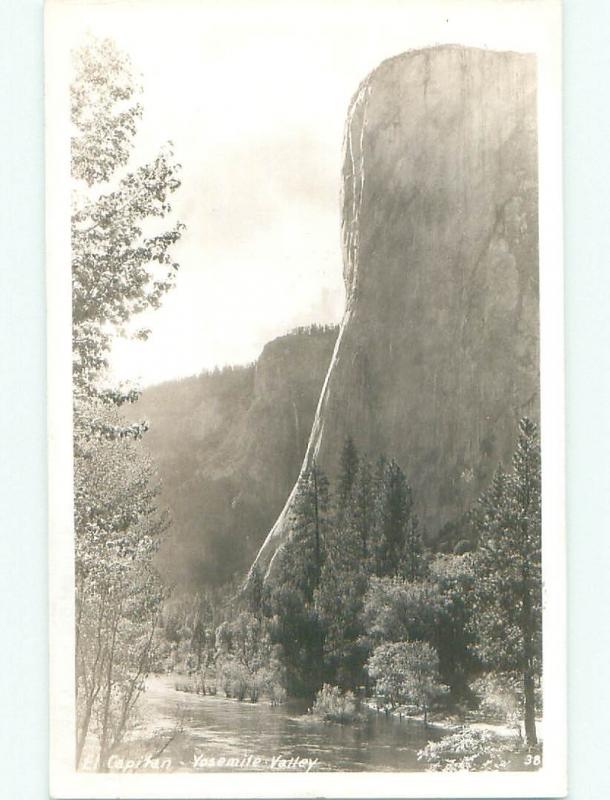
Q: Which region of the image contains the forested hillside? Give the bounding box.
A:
[131,325,338,587]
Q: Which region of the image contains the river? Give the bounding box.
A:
[110,675,445,773]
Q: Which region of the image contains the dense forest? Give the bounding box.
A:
[156,423,542,761]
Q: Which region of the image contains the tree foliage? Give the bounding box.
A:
[146,420,543,766]
[71,37,184,404]
[71,36,183,770]
[262,422,542,739]
[337,435,359,519]
[267,438,433,697]
[470,417,542,745]
[75,414,168,769]
[215,611,283,702]
[366,641,444,722]
[427,554,479,701]
[361,563,477,702]
[310,684,360,723]
[267,463,330,697]
[374,459,414,576]
[418,728,514,772]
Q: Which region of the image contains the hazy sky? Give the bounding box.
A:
[51,0,553,386]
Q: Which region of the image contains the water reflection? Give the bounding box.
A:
[123,676,443,772]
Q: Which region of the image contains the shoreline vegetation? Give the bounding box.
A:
[170,667,542,743]
[77,410,542,772]
[168,668,543,738]
[123,673,543,774]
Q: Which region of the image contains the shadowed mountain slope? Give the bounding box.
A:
[133,325,338,587]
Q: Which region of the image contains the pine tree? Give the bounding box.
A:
[289,461,330,597]
[316,484,367,690]
[244,562,265,620]
[270,462,330,602]
[428,554,479,702]
[337,435,359,520]
[401,513,426,581]
[471,417,542,746]
[373,454,387,501]
[375,459,413,577]
[352,456,374,559]
[267,462,330,698]
[369,454,387,562]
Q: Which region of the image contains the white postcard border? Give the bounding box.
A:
[47,1,566,797]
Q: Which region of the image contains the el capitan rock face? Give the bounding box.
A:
[253,45,539,577]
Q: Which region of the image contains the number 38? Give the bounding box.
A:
[525,754,542,766]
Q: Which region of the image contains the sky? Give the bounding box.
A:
[48,0,556,386]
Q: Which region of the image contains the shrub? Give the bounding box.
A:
[174,676,194,693]
[217,665,232,697]
[269,683,287,706]
[247,670,266,703]
[417,728,514,772]
[310,684,360,723]
[471,672,533,738]
[193,670,213,695]
[216,659,255,701]
[227,661,250,700]
[472,673,517,713]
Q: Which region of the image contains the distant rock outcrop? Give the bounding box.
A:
[133,326,338,587]
[252,45,539,579]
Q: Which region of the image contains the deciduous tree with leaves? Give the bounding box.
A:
[71,36,184,769]
[71,37,184,413]
[366,641,444,724]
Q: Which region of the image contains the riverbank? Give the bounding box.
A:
[100,674,445,773]
[162,672,544,746]
[364,700,544,744]
[79,676,544,774]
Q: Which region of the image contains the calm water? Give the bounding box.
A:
[115,675,444,773]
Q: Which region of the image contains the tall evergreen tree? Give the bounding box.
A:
[337,435,359,520]
[470,417,542,746]
[375,459,413,577]
[373,454,387,502]
[369,454,388,562]
[267,462,330,698]
[244,562,265,620]
[315,554,369,690]
[316,481,368,690]
[401,513,426,581]
[352,456,374,559]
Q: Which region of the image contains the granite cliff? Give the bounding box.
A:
[253,45,539,579]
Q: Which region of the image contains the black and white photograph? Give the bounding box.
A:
[46,1,565,797]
